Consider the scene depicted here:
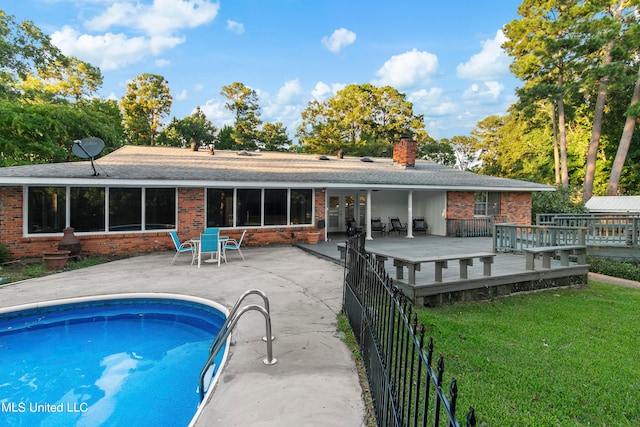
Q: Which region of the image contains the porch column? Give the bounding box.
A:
[366,189,373,240]
[407,190,414,238]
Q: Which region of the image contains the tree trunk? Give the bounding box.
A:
[583,22,617,199]
[607,64,640,195]
[557,71,569,188]
[552,103,560,185]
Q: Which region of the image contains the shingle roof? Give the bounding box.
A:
[0,145,553,191]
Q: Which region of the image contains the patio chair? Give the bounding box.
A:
[169,231,196,265]
[346,218,361,237]
[389,217,407,235]
[223,229,246,261]
[197,232,223,268]
[370,217,386,236]
[204,227,220,235]
[412,218,428,235]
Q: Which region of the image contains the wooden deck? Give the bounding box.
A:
[299,234,589,305]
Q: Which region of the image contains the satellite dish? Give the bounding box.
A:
[72,137,105,176]
[72,137,104,159]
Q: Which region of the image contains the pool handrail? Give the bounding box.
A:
[198,290,277,402]
[208,289,273,355]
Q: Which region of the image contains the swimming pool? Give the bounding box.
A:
[0,294,229,427]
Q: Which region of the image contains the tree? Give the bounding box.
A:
[0,10,66,99]
[0,99,124,166]
[158,107,217,148]
[120,73,172,145]
[38,56,103,102]
[503,0,586,188]
[450,135,481,171]
[418,139,456,166]
[296,83,428,155]
[582,0,638,200]
[260,122,291,151]
[608,64,640,195]
[220,82,262,150]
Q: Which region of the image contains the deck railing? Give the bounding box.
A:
[534,214,640,247]
[493,223,587,252]
[447,215,508,237]
[342,234,476,427]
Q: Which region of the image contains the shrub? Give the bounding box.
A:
[0,244,9,264]
[587,256,640,282]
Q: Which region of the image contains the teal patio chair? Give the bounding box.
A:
[223,230,246,261]
[197,232,223,268]
[169,231,196,265]
[205,227,220,235]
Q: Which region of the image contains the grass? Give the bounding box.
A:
[416,281,640,426]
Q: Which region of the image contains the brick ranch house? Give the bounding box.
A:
[0,138,553,260]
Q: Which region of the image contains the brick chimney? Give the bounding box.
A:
[393,136,417,168]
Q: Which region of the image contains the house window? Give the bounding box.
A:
[27,187,66,233]
[109,188,141,231]
[146,188,176,230]
[71,187,105,232]
[264,189,287,225]
[207,188,234,227]
[236,189,262,226]
[290,189,312,225]
[27,186,177,234]
[206,188,313,227]
[474,192,500,216]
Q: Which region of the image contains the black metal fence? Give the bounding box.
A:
[342,234,476,427]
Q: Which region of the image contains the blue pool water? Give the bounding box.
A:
[0,296,227,427]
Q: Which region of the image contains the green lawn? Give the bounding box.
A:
[416,282,640,426]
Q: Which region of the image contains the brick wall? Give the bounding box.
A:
[500,192,532,224]
[446,191,532,224]
[0,186,327,260]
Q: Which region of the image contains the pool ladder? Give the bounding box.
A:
[198,289,277,401]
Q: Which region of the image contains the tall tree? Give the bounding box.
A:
[608,64,640,195]
[220,82,262,150]
[504,0,585,188]
[296,83,427,155]
[582,0,637,200]
[120,73,172,145]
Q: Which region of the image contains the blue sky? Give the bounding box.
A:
[5,0,523,141]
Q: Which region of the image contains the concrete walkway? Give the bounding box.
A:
[0,246,366,426]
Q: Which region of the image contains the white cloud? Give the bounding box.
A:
[51,26,184,71]
[276,79,303,104]
[175,89,188,101]
[155,58,171,67]
[200,99,233,126]
[321,28,356,53]
[409,88,457,116]
[456,30,511,81]
[372,49,438,89]
[50,1,218,71]
[226,20,245,34]
[461,81,505,102]
[311,81,344,101]
[84,0,220,36]
[194,83,204,91]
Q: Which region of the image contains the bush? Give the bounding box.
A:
[532,185,586,223]
[587,256,640,282]
[0,244,9,263]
